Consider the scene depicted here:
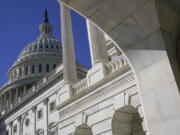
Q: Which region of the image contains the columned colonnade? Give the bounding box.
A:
[59,3,109,95]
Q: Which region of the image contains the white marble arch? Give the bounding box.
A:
[57,1,180,135]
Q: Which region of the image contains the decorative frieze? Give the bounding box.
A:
[59,72,135,119]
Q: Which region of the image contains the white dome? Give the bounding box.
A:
[8,22,62,85]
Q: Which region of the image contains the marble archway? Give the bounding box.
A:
[57,0,180,135]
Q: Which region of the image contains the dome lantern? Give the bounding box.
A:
[39,10,53,39]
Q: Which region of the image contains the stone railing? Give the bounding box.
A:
[72,55,129,95]
[72,78,88,94]
[106,55,128,74]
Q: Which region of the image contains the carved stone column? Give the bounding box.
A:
[9,90,12,108]
[32,106,37,135]
[61,3,77,85]
[18,116,22,135]
[1,95,4,113]
[86,20,109,66]
[43,99,49,135]
[4,93,7,110]
[86,20,109,86]
[59,3,77,98]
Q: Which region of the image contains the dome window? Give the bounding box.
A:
[25,67,28,75]
[19,68,22,77]
[46,64,49,72]
[53,64,56,70]
[32,65,35,74]
[39,64,42,73]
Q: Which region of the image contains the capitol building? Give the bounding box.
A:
[1,0,180,135]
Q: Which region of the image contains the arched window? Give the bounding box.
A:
[39,64,42,73]
[51,45,54,49]
[46,64,49,72]
[32,65,35,74]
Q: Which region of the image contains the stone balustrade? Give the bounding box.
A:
[107,55,128,74]
[72,78,88,94]
[72,55,129,95]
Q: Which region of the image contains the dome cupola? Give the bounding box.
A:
[7,10,62,89]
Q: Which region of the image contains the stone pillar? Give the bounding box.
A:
[43,99,49,135]
[22,66,25,77]
[4,93,7,110]
[15,88,20,103]
[18,116,22,135]
[0,97,1,113]
[32,106,37,135]
[86,20,109,66]
[9,90,12,108]
[23,86,27,95]
[9,122,13,135]
[28,65,31,75]
[61,3,77,85]
[1,95,4,113]
[86,20,109,86]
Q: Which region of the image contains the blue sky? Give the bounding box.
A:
[0,0,91,87]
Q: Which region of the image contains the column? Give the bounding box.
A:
[86,20,109,66]
[1,95,4,113]
[9,90,12,108]
[32,106,37,135]
[18,116,22,135]
[43,99,49,135]
[0,97,1,113]
[86,20,109,86]
[4,93,7,110]
[28,65,31,76]
[61,3,77,84]
[23,86,27,95]
[22,66,25,77]
[15,88,20,103]
[9,122,13,135]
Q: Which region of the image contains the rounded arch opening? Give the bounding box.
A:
[74,124,93,135]
[112,105,145,135]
